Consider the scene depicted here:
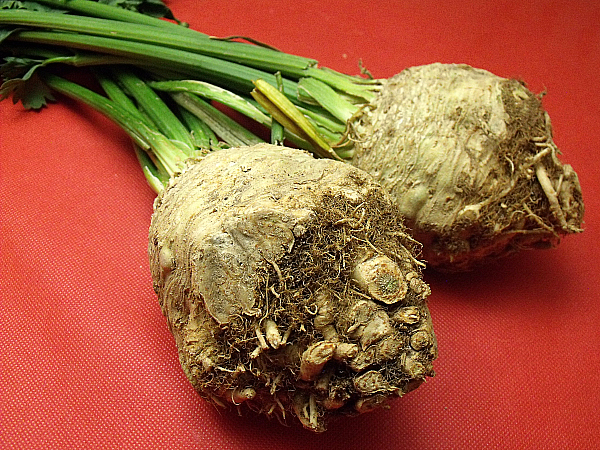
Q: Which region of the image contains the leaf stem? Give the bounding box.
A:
[40,71,187,176]
[6,29,300,95]
[170,92,264,147]
[252,79,340,160]
[0,9,315,77]
[108,66,195,153]
[270,72,285,145]
[32,0,185,29]
[149,79,271,128]
[1,2,381,163]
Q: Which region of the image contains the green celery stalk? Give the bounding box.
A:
[32,0,185,29]
[252,79,339,160]
[149,80,271,128]
[304,67,381,101]
[298,77,357,123]
[0,9,315,77]
[134,143,169,193]
[108,67,195,153]
[270,72,286,145]
[178,106,218,150]
[95,70,153,126]
[0,1,383,161]
[40,71,187,177]
[5,29,300,96]
[170,92,264,147]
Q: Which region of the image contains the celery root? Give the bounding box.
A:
[148,144,436,432]
[349,64,584,270]
[7,70,437,432]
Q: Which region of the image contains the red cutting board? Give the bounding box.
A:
[2,1,599,448]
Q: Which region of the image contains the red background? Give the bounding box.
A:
[2,1,599,448]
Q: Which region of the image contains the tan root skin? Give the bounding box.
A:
[351,63,584,271]
[148,144,436,432]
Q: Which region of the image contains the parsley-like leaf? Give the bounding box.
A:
[0,57,54,108]
[0,1,67,13]
[1,71,54,108]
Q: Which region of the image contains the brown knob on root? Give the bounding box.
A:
[352,255,408,304]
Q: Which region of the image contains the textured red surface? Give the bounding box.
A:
[1,1,599,448]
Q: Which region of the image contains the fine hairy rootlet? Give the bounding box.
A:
[350,64,584,271]
[148,144,437,432]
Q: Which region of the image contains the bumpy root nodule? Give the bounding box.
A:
[350,63,584,271]
[148,144,436,432]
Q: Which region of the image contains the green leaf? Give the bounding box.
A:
[1,70,54,108]
[97,0,179,21]
[0,26,21,43]
[0,0,67,12]
[0,56,56,108]
[0,52,136,107]
[0,55,38,78]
